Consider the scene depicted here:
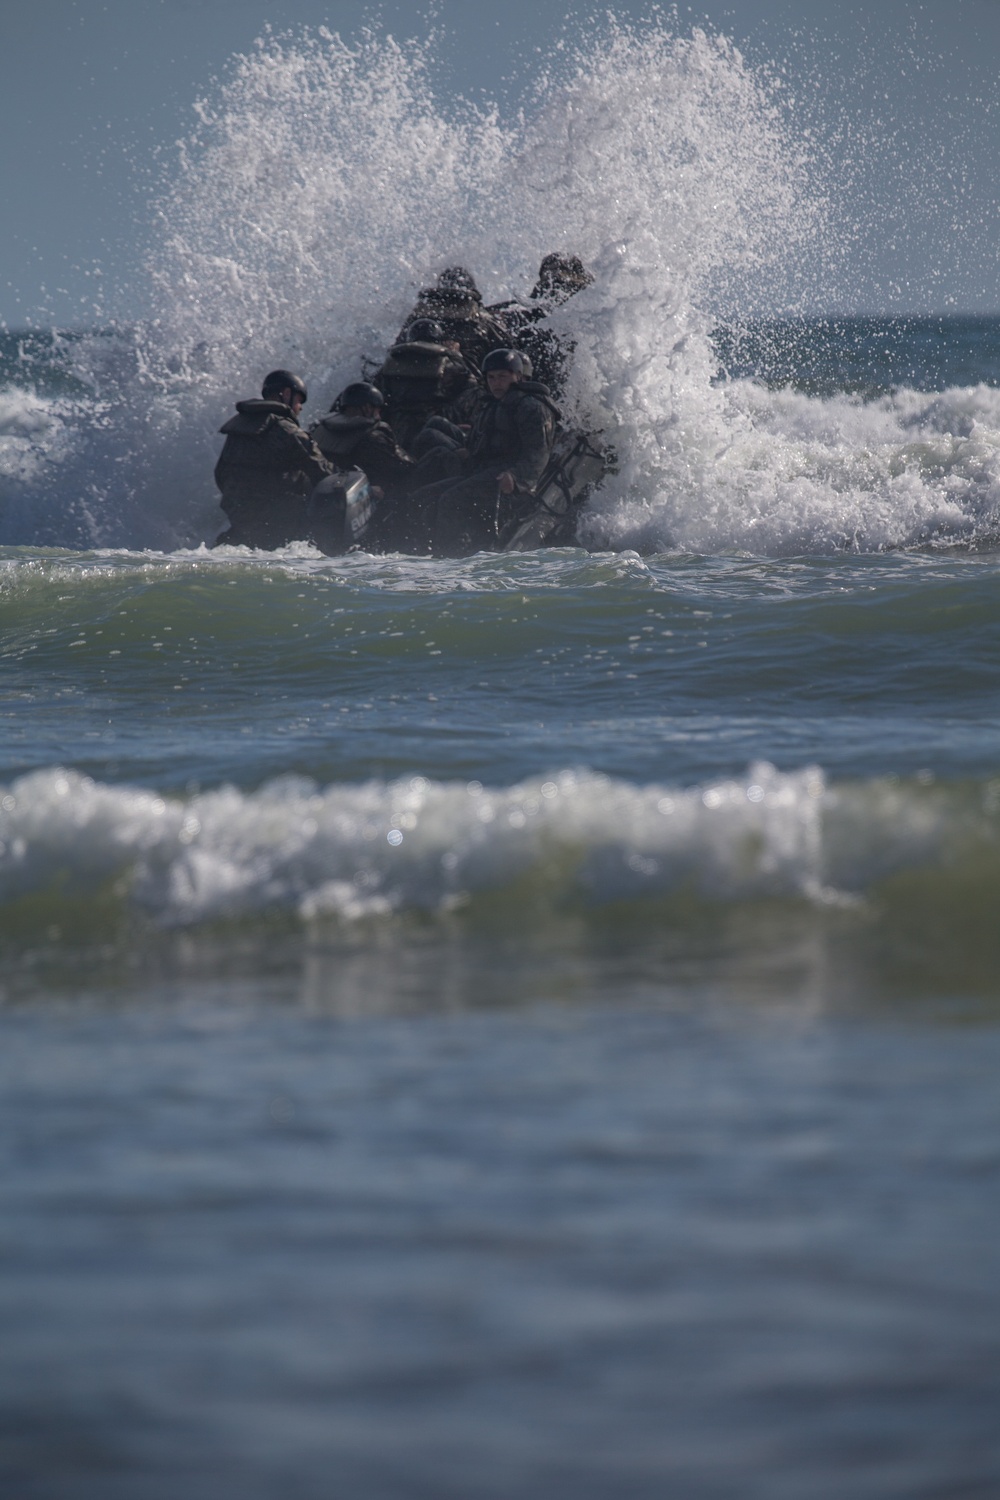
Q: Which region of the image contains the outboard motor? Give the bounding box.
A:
[306,468,373,555]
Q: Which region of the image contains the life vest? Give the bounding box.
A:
[376,341,452,410]
[310,411,377,462]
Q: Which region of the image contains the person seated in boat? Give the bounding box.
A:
[310,381,471,552]
[406,348,559,557]
[398,267,511,371]
[213,370,334,549]
[374,318,482,451]
[412,318,486,430]
[310,382,416,503]
[489,253,593,399]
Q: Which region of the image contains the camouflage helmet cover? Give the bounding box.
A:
[532,253,593,301]
[436,266,479,294]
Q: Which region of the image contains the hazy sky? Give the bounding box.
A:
[3,0,1000,324]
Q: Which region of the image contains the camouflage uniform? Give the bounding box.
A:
[399,269,511,371]
[408,379,559,557]
[488,255,593,400]
[214,399,334,549]
[374,339,482,451]
[310,411,416,501]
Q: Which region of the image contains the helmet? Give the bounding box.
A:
[407,319,445,343]
[335,382,385,411]
[482,348,525,377]
[437,266,478,294]
[532,253,593,302]
[261,368,307,402]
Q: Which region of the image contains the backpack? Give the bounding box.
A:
[376,342,451,410]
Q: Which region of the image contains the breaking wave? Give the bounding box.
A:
[2,759,999,924]
[4,759,1000,1004]
[2,17,999,554]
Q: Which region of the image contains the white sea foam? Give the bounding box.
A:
[582,379,1000,554]
[2,762,995,928]
[3,19,1000,554]
[0,386,79,484]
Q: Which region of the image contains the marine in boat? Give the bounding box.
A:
[210,260,610,555]
[213,369,336,550]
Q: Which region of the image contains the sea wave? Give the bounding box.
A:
[2,22,1000,558]
[583,379,1000,554]
[2,21,819,553]
[2,761,997,929]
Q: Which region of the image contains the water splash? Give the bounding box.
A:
[147,28,511,392]
[2,16,999,555]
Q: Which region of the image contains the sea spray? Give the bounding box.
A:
[0,19,825,551]
[507,26,821,451]
[145,28,511,393]
[2,17,1000,553]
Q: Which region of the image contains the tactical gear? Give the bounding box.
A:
[532,254,593,302]
[261,369,308,402]
[378,341,453,404]
[403,375,560,555]
[487,256,592,400]
[519,323,570,398]
[399,271,510,369]
[311,410,415,498]
[214,398,333,548]
[336,382,385,411]
[489,268,591,401]
[375,339,479,451]
[437,266,478,294]
[465,379,559,491]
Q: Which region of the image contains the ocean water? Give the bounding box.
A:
[3,20,1000,1500]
